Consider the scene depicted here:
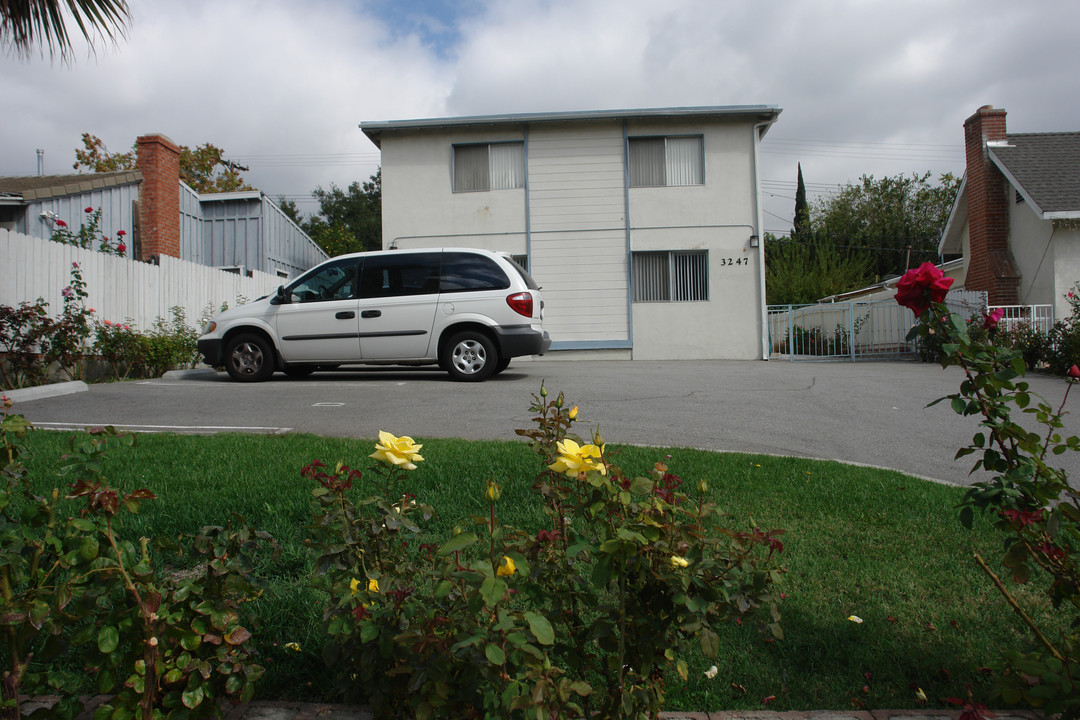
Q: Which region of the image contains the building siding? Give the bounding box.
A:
[527,124,629,344]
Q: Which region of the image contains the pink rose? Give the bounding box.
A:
[983,307,1005,330]
[61,286,73,298]
[895,262,954,316]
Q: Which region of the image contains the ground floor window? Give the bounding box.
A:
[631,250,709,302]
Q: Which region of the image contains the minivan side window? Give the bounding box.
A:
[288,258,358,302]
[359,253,442,298]
[440,252,511,292]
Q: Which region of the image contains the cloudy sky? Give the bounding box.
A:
[2,0,1078,235]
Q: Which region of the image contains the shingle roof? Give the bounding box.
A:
[989,132,1080,217]
[0,171,141,201]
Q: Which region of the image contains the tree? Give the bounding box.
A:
[304,169,382,256]
[1,0,129,60]
[812,171,961,279]
[276,197,303,227]
[73,133,253,194]
[791,163,811,240]
[764,233,875,305]
[308,169,384,255]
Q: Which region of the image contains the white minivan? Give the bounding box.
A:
[197,248,550,382]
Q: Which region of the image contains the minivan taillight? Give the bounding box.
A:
[506,292,533,317]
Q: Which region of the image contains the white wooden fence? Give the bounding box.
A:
[1,228,283,332]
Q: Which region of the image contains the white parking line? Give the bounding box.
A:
[30,422,294,434]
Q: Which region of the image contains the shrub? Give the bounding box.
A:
[308,388,784,719]
[0,399,274,719]
[899,263,1080,717]
[49,206,127,257]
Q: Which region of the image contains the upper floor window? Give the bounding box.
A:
[453,142,525,192]
[628,136,704,187]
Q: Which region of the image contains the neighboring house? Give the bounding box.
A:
[360,105,782,360]
[0,134,327,279]
[939,106,1080,324]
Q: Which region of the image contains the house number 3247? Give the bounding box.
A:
[719,257,749,267]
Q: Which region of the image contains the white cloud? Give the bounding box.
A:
[2,0,1080,229]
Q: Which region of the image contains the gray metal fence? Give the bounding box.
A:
[768,290,988,361]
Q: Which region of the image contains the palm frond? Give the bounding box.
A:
[0,0,130,60]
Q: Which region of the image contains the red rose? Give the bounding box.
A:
[55,219,67,228]
[117,243,126,253]
[895,262,954,316]
[85,206,93,213]
[983,307,1005,330]
[1069,365,1080,379]
[117,230,126,236]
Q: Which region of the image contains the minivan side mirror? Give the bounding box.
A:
[270,285,289,305]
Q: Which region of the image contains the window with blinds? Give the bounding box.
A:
[632,250,709,302]
[628,136,704,188]
[453,142,525,192]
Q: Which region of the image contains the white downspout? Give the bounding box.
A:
[752,121,771,360]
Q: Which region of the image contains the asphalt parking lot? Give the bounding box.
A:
[9,357,1080,487]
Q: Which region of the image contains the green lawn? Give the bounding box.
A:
[20,430,1057,712]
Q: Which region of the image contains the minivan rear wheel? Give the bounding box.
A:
[442,331,497,382]
[224,333,275,382]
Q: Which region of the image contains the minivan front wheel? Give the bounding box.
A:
[442,331,497,382]
[224,333,275,382]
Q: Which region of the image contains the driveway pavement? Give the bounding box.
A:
[8,358,1080,487]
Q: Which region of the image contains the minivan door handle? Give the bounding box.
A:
[361,310,381,319]
[335,311,356,319]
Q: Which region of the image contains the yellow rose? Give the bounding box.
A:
[370,431,424,470]
[568,406,578,421]
[670,555,689,569]
[548,439,606,477]
[496,556,516,577]
[368,578,379,593]
[349,577,361,595]
[486,480,501,502]
[284,642,301,652]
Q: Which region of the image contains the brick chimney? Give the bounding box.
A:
[962,106,1019,305]
[135,134,181,262]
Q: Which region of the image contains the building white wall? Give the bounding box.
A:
[381,127,528,253]
[528,122,629,346]
[1051,225,1080,322]
[1009,192,1057,310]
[376,113,767,360]
[627,118,760,360]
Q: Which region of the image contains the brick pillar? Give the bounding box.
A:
[962,106,1019,305]
[136,134,181,262]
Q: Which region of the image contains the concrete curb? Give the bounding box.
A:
[2,380,88,403]
[161,367,221,380]
[215,705,1047,720]
[23,694,1051,719]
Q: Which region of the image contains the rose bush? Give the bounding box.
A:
[309,388,785,719]
[899,265,1080,717]
[0,401,276,720]
[49,206,126,257]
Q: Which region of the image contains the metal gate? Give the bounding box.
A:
[767,291,988,361]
